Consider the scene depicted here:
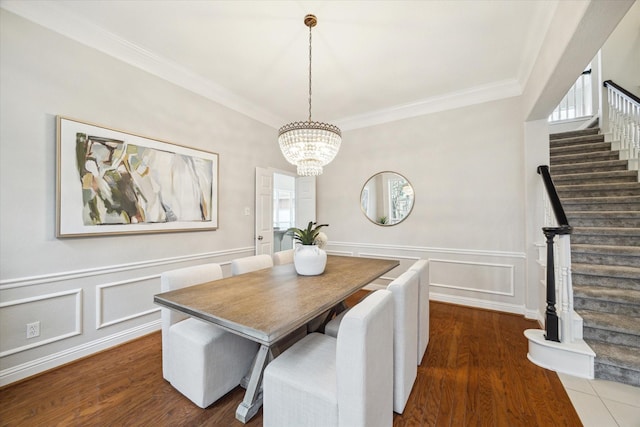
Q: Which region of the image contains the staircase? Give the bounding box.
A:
[549,128,640,387]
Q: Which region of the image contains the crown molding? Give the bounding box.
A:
[3,1,525,132]
[334,79,523,131]
[1,0,284,128]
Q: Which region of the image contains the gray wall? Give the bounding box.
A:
[319,96,529,314]
[601,1,640,97]
[0,10,291,385]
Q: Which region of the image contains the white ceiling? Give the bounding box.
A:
[2,0,559,130]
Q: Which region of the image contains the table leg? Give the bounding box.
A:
[236,344,269,423]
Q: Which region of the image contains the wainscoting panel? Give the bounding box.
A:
[0,247,254,387]
[327,241,526,314]
[96,275,160,329]
[429,259,514,296]
[0,289,82,357]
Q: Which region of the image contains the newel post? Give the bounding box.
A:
[543,227,560,342]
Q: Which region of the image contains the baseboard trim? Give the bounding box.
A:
[430,292,524,315]
[0,320,160,387]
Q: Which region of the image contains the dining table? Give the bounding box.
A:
[154,254,399,423]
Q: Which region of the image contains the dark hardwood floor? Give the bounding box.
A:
[0,294,583,426]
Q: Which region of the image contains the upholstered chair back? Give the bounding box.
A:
[387,269,419,414]
[408,259,429,363]
[160,263,223,380]
[263,289,394,427]
[272,249,294,265]
[231,254,274,275]
[337,289,394,427]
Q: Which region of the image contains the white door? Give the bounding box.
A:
[255,167,273,255]
[255,170,317,254]
[295,176,316,227]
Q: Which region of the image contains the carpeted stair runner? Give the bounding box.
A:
[550,128,640,387]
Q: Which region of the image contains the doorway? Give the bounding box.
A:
[254,168,316,255]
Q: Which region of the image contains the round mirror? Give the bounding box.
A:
[360,172,415,226]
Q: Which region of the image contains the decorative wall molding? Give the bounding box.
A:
[328,241,526,259]
[429,258,515,297]
[96,275,160,329]
[335,79,522,131]
[0,247,254,290]
[325,249,355,257]
[1,2,528,132]
[0,320,160,387]
[0,289,82,357]
[327,241,525,314]
[0,0,282,129]
[358,252,420,262]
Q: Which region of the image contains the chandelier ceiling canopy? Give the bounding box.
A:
[278,14,342,177]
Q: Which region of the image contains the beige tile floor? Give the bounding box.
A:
[558,373,640,427]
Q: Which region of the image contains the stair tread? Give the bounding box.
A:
[587,341,640,370]
[552,159,628,169]
[567,211,640,217]
[572,263,640,278]
[571,244,640,255]
[550,133,602,142]
[557,182,640,189]
[562,195,640,203]
[579,310,640,335]
[572,226,640,234]
[574,285,640,304]
[550,128,600,140]
[553,170,638,179]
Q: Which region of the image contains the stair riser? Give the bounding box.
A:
[550,129,600,141]
[558,188,640,197]
[551,143,611,156]
[555,175,638,185]
[572,274,640,291]
[569,218,640,228]
[571,253,640,268]
[583,327,640,348]
[594,363,640,387]
[571,235,640,245]
[550,134,604,146]
[552,153,620,165]
[574,298,640,316]
[551,162,629,174]
[563,203,640,211]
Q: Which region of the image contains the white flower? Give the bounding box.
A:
[314,231,328,249]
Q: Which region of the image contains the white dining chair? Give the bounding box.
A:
[272,249,294,265]
[231,254,274,275]
[161,263,259,408]
[263,289,394,427]
[408,259,429,364]
[324,269,419,414]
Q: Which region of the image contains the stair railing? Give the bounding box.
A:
[604,80,640,168]
[538,165,573,342]
[549,69,593,122]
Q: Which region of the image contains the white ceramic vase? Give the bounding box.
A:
[293,244,327,276]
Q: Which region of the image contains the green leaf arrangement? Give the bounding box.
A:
[287,221,329,245]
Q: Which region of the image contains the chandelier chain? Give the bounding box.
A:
[308,23,313,122]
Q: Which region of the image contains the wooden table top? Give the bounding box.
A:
[154,255,399,346]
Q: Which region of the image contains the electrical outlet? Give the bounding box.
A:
[26,321,40,339]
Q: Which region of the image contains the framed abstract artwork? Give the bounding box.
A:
[56,116,218,237]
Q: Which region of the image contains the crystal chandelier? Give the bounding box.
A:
[278,14,341,176]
